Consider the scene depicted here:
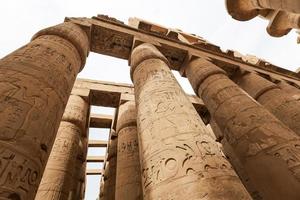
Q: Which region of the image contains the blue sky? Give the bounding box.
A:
[1,1,300,199]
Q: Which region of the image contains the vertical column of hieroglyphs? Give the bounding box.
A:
[115,101,143,200]
[35,95,88,200]
[0,22,89,199]
[277,81,300,100]
[130,43,251,199]
[235,72,300,135]
[186,58,300,200]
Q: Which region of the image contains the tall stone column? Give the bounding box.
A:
[130,43,251,199]
[235,72,300,136]
[115,101,143,200]
[277,81,300,100]
[186,58,300,200]
[104,136,118,200]
[35,95,89,200]
[210,119,261,199]
[70,136,88,200]
[0,22,89,199]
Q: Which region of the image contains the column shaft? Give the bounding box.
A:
[236,72,300,136]
[186,58,300,200]
[35,95,89,200]
[0,22,89,200]
[277,81,300,100]
[35,122,80,199]
[130,43,251,199]
[115,101,143,200]
[104,136,118,200]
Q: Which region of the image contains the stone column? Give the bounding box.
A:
[70,136,88,200]
[130,43,251,199]
[235,72,300,136]
[99,178,105,200]
[277,81,300,100]
[186,57,300,200]
[0,22,89,200]
[210,119,261,199]
[100,130,117,200]
[115,101,143,200]
[35,95,89,200]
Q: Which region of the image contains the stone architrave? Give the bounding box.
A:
[35,95,89,200]
[0,22,89,200]
[130,43,251,199]
[277,81,300,100]
[235,72,300,136]
[115,101,143,200]
[186,58,300,200]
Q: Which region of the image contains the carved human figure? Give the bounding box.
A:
[130,43,251,199]
[235,72,300,136]
[0,22,89,199]
[115,101,143,200]
[186,57,300,200]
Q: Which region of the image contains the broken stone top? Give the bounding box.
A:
[226,0,300,41]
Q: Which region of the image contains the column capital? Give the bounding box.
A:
[130,43,169,80]
[62,95,89,134]
[116,101,137,133]
[226,0,260,21]
[32,22,89,71]
[186,58,226,92]
[236,72,279,99]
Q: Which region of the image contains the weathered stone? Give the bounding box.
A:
[62,95,89,133]
[186,57,300,200]
[35,122,80,200]
[236,72,300,136]
[104,138,118,200]
[115,101,143,200]
[277,81,300,100]
[0,22,89,200]
[69,136,88,200]
[36,95,89,200]
[130,43,251,200]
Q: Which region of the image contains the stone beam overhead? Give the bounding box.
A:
[72,79,207,113]
[89,113,113,128]
[66,15,300,84]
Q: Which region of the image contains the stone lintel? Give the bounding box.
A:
[67,16,300,84]
[89,114,113,128]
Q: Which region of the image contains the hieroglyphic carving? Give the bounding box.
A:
[35,122,80,200]
[115,102,142,200]
[235,72,300,136]
[91,26,133,59]
[0,22,89,200]
[186,57,300,200]
[36,95,88,200]
[131,43,251,199]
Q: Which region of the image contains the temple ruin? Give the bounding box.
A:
[1,12,300,200]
